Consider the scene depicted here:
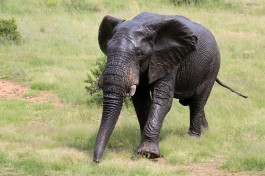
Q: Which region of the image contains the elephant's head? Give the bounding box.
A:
[93,12,197,162]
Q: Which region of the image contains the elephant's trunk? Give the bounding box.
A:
[93,52,139,162]
[93,93,123,163]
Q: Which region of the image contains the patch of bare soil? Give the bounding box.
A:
[153,158,257,176]
[183,160,241,176]
[0,80,63,106]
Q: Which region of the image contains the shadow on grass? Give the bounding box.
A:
[62,123,139,157]
[65,121,192,159]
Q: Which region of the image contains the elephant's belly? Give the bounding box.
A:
[173,89,195,99]
[173,74,203,99]
[173,61,208,99]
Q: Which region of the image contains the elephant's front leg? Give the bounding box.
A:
[137,74,175,158]
[132,85,151,135]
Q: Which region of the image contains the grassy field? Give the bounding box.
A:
[0,0,265,175]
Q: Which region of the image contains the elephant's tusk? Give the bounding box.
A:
[129,85,137,97]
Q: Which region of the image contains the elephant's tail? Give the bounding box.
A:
[216,78,248,98]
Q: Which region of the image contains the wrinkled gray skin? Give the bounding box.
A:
[93,12,247,163]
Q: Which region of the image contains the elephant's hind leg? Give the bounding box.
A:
[188,72,217,136]
[189,106,208,136]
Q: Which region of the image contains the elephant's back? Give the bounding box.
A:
[176,16,220,55]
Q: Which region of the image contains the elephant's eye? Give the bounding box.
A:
[136,50,144,58]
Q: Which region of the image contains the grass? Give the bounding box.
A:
[0,0,265,175]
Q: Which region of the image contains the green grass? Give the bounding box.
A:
[0,0,265,175]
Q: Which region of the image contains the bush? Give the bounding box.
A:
[0,18,21,44]
[85,55,106,104]
[85,56,132,107]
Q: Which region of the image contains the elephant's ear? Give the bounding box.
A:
[98,15,125,54]
[148,18,198,84]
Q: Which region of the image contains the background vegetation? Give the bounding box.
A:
[0,0,264,175]
[0,18,21,44]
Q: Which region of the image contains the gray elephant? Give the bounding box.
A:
[93,12,247,163]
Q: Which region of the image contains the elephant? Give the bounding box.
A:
[93,12,247,163]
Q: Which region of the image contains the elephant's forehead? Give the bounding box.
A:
[117,20,146,34]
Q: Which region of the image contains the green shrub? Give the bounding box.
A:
[0,18,21,44]
[85,56,132,107]
[85,55,106,104]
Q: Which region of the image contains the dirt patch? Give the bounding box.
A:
[0,80,63,106]
[0,80,28,98]
[153,158,255,176]
[183,160,241,176]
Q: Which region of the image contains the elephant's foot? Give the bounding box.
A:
[137,141,160,159]
[188,128,201,137]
